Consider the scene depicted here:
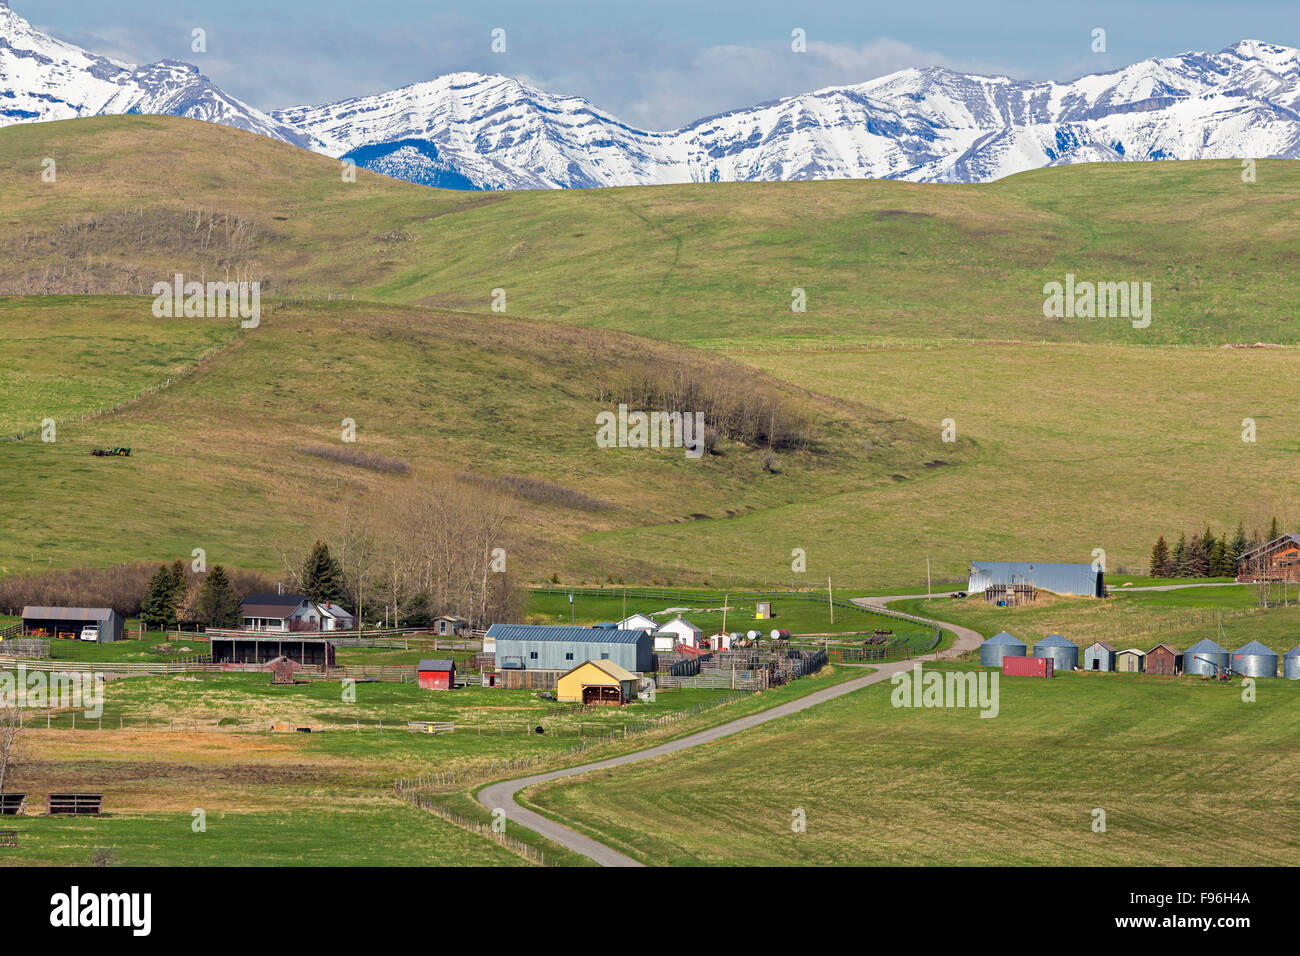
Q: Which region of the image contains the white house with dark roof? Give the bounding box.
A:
[239,593,318,632]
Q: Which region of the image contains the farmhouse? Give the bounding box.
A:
[21,606,123,642]
[317,602,355,632]
[487,624,653,674]
[417,659,456,690]
[1082,641,1116,672]
[239,593,318,631]
[653,616,702,652]
[1115,648,1145,673]
[1236,534,1300,582]
[556,659,640,705]
[967,561,1105,598]
[1146,643,1183,676]
[616,613,658,632]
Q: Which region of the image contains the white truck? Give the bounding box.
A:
[79,624,99,642]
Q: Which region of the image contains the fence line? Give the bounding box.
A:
[399,791,554,867]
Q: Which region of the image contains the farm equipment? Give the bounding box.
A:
[90,447,131,457]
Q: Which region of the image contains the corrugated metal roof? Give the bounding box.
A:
[21,606,117,620]
[968,561,1103,597]
[1035,633,1075,648]
[418,659,455,671]
[486,624,649,644]
[984,631,1025,646]
[1186,639,1228,654]
[1285,646,1300,658]
[1117,648,1146,656]
[1232,640,1276,657]
[1238,533,1300,562]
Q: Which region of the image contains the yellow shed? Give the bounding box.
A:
[556,659,639,705]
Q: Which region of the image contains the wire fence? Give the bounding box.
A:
[398,790,555,867]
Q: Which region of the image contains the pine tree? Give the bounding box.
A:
[1269,516,1281,542]
[196,565,240,628]
[1185,532,1210,578]
[169,559,190,622]
[1229,522,1249,574]
[1210,537,1229,577]
[1171,533,1188,577]
[141,564,179,630]
[1149,535,1171,577]
[302,540,345,605]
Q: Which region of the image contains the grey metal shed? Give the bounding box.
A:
[20,606,124,643]
[1033,633,1078,671]
[1183,639,1230,677]
[1230,640,1278,678]
[1082,641,1116,672]
[1284,647,1300,680]
[487,624,654,673]
[979,631,1026,667]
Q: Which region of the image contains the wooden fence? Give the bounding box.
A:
[398,791,554,866]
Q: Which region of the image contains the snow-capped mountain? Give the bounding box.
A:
[0,2,319,149]
[275,39,1300,189]
[3,0,1299,190]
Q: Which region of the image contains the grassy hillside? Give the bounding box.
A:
[2,116,1298,585]
[524,663,1300,865]
[3,116,1300,346]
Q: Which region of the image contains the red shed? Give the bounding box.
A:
[417,658,456,690]
[1002,656,1054,678]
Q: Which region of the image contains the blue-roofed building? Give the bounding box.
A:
[968,561,1105,598]
[486,624,654,673]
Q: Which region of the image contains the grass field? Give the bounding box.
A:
[523,663,1300,865]
[3,117,1300,586]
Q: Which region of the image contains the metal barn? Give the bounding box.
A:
[1082,641,1116,672]
[21,606,124,642]
[1183,639,1230,677]
[1032,633,1078,671]
[487,624,653,674]
[979,632,1026,667]
[1230,641,1278,678]
[209,634,335,666]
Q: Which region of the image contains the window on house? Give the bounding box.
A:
[530,651,538,660]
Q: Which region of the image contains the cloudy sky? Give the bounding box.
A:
[16,0,1300,128]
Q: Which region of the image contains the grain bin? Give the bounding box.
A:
[1183,639,1230,677]
[1230,640,1278,678]
[1032,633,1078,671]
[979,631,1026,667]
[1285,647,1300,680]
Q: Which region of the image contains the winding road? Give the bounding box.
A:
[477,594,984,867]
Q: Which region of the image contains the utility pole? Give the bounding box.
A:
[827,576,834,626]
[927,554,932,599]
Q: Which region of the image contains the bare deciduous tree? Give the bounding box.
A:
[0,706,24,797]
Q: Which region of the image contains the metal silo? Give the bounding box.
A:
[1183,639,1229,677]
[1285,647,1300,680]
[980,631,1026,667]
[1230,640,1278,678]
[1032,633,1078,672]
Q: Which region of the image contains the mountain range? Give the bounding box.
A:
[3,1,1298,190]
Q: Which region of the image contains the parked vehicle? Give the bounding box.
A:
[79,625,99,642]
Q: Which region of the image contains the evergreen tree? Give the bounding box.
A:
[141,564,179,630]
[1171,533,1188,577]
[1149,535,1171,577]
[195,565,240,628]
[169,559,190,620]
[1229,522,1249,573]
[1210,537,1229,577]
[1185,532,1210,577]
[1269,516,1281,542]
[301,540,345,605]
